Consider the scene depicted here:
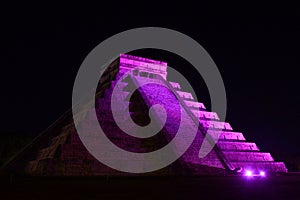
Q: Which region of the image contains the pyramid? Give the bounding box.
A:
[4,54,287,176]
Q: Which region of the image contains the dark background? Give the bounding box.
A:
[0,6,299,169]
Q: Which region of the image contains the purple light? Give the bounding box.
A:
[120,54,168,66]
[260,171,265,176]
[245,170,253,177]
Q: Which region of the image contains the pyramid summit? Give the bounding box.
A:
[4,54,287,176]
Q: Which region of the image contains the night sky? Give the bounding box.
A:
[1,8,299,161]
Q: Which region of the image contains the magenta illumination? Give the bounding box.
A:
[245,170,253,177]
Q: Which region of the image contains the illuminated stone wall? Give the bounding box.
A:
[22,54,287,176]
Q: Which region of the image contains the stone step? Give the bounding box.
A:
[217,141,259,151]
[200,120,233,130]
[110,80,128,89]
[97,88,129,103]
[134,76,165,85]
[224,151,274,162]
[183,100,206,110]
[176,91,194,100]
[26,160,38,173]
[36,145,60,160]
[230,161,288,172]
[105,84,129,95]
[169,81,181,90]
[206,130,246,141]
[50,133,69,146]
[191,110,220,120]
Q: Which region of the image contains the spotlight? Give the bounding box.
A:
[260,171,265,176]
[245,170,253,177]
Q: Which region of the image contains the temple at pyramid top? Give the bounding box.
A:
[120,54,168,66]
[120,54,168,79]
